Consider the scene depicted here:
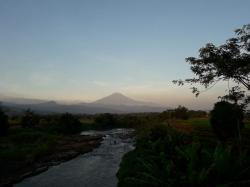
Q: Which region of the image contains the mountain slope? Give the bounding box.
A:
[2,93,166,114]
[93,92,152,106]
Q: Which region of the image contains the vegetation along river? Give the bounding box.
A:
[15,128,135,187]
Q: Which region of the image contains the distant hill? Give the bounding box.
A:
[1,93,166,115]
[0,94,46,105]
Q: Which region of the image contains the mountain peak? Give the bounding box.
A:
[42,101,57,105]
[93,93,146,106]
[110,92,124,96]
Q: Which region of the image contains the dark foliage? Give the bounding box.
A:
[219,86,250,110]
[188,110,207,118]
[160,107,206,120]
[94,113,117,129]
[0,109,9,136]
[173,105,190,120]
[210,101,244,140]
[117,125,250,187]
[54,113,82,134]
[21,109,38,128]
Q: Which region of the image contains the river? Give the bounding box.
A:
[15,128,135,187]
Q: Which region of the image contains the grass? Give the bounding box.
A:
[117,123,250,187]
[169,118,210,128]
[188,118,210,127]
[0,128,58,161]
[170,117,250,133]
[175,117,250,129]
[79,118,94,125]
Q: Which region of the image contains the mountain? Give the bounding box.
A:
[93,92,152,106]
[1,93,166,115]
[0,94,46,105]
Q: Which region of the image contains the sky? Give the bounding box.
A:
[0,0,250,109]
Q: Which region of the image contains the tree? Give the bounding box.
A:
[210,101,244,140]
[55,113,82,134]
[0,109,9,136]
[173,24,250,106]
[95,113,116,128]
[173,105,189,120]
[173,24,249,140]
[21,109,38,128]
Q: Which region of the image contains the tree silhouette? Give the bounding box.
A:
[173,24,250,104]
[173,105,189,120]
[56,113,82,134]
[0,108,9,136]
[21,109,37,128]
[210,101,244,140]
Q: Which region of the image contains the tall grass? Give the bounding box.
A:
[117,125,250,187]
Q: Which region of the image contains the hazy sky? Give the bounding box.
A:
[0,0,249,109]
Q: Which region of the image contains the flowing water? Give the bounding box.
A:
[15,128,135,187]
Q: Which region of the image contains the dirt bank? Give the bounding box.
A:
[0,135,103,187]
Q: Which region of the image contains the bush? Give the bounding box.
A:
[54,113,82,134]
[0,110,9,136]
[94,113,117,129]
[21,109,38,128]
[118,125,192,187]
[210,101,244,140]
[173,105,189,120]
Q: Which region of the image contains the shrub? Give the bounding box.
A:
[54,113,82,134]
[117,125,250,187]
[210,101,244,140]
[173,105,189,120]
[0,109,9,136]
[95,113,117,129]
[21,109,38,128]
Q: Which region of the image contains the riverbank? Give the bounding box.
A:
[16,128,135,187]
[0,130,103,187]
